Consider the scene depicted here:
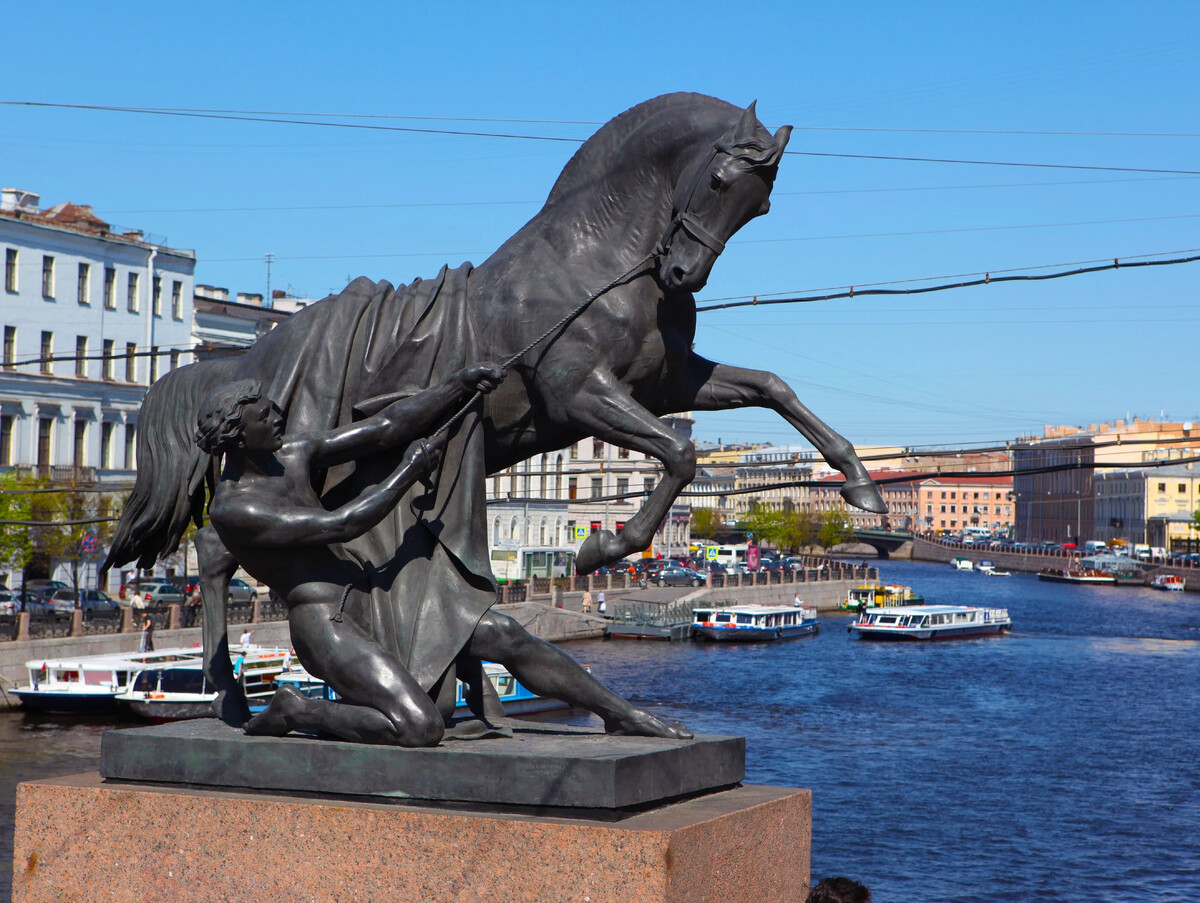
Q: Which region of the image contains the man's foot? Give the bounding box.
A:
[244,684,306,737]
[211,687,252,727]
[604,706,693,740]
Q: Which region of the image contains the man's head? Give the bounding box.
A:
[807,877,871,903]
[195,379,282,455]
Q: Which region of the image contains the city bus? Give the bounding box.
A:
[489,546,577,583]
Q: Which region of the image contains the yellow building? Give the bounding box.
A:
[1095,465,1200,551]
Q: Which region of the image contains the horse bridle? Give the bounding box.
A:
[655,140,734,259]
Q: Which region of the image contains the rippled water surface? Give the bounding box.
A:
[2,560,1198,901]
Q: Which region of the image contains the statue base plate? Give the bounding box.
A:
[100,717,744,811]
[15,774,809,902]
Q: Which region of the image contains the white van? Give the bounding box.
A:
[1084,541,1107,554]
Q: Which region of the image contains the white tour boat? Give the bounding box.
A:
[116,645,289,722]
[691,604,819,642]
[951,557,975,571]
[1151,574,1186,592]
[12,648,204,715]
[849,604,1012,641]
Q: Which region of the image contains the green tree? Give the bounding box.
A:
[740,501,786,549]
[817,506,853,550]
[779,508,817,553]
[29,487,123,592]
[0,471,36,577]
[690,507,724,541]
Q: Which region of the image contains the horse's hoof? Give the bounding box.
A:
[212,688,252,727]
[577,529,620,574]
[842,478,887,514]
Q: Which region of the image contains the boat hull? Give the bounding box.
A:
[850,623,1010,641]
[1037,572,1116,585]
[694,622,819,642]
[12,690,124,715]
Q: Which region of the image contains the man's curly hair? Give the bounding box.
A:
[194,379,264,454]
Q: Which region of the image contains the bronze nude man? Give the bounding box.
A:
[194,368,691,746]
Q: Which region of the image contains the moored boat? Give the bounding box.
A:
[1036,568,1116,585]
[12,648,205,715]
[838,583,924,612]
[691,604,819,641]
[1151,574,1186,591]
[849,604,1012,641]
[951,557,974,571]
[116,645,288,722]
[273,661,576,716]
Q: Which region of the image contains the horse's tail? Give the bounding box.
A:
[102,357,241,575]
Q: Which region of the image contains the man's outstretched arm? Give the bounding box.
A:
[218,439,444,548]
[307,364,503,469]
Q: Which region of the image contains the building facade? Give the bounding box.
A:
[813,470,920,531]
[916,475,1014,533]
[0,188,195,587]
[1094,465,1199,550]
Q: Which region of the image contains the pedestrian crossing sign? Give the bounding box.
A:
[705,547,718,560]
[575,526,588,540]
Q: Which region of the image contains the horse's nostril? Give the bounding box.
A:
[670,265,686,284]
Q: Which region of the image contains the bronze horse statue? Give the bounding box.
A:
[104,92,885,724]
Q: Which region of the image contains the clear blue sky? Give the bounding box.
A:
[6,2,1199,450]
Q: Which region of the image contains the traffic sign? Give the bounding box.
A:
[81,534,98,553]
[705,547,718,560]
[574,526,588,540]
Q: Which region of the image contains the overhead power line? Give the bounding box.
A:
[696,251,1200,313]
[9,101,1200,175]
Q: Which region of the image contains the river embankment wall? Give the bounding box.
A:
[685,580,858,611]
[911,536,1198,590]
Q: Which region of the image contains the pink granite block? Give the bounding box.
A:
[14,774,810,903]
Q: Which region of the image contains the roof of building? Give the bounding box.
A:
[917,474,1014,487]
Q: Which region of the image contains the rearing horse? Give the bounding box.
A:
[105,93,885,722]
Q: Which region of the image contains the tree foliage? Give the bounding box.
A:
[26,485,124,591]
[817,506,854,550]
[739,503,823,553]
[690,507,724,541]
[0,472,37,574]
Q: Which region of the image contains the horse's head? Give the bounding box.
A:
[658,101,792,293]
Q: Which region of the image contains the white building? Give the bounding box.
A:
[0,188,195,586]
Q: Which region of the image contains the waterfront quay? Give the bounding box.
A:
[912,534,1198,589]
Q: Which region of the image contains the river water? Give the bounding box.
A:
[1,559,1197,901]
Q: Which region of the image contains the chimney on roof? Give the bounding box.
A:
[195,284,229,302]
[237,292,263,307]
[1,188,40,215]
[272,289,286,299]
[122,230,143,241]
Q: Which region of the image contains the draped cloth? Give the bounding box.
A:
[236,264,496,693]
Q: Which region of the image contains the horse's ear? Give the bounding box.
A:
[734,101,760,141]
[773,125,793,155]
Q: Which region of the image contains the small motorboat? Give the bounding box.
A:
[1151,574,1186,592]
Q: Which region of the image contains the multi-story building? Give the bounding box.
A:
[812,470,920,531]
[1094,464,1200,551]
[192,284,289,359]
[916,475,1014,533]
[1014,419,1198,544]
[730,445,815,520]
[0,187,195,586]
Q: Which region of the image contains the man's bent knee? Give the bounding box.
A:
[475,611,532,658]
[390,709,444,747]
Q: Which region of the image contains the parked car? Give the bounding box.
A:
[757,558,783,573]
[653,566,704,587]
[227,577,259,604]
[0,590,21,616]
[50,589,122,616]
[15,592,52,616]
[130,580,187,609]
[695,560,728,576]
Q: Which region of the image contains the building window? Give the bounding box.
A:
[3,326,14,370]
[152,277,162,316]
[149,346,159,384]
[73,419,86,467]
[568,477,578,500]
[40,331,52,374]
[124,423,137,469]
[592,439,604,459]
[1158,483,1166,492]
[1179,484,1187,494]
[37,417,52,471]
[75,336,88,378]
[171,280,182,319]
[616,477,629,498]
[644,477,654,493]
[77,263,90,305]
[0,414,11,466]
[41,256,54,298]
[591,477,603,498]
[101,422,114,468]
[102,340,115,381]
[950,505,956,513]
[127,272,139,312]
[125,343,137,383]
[569,443,578,461]
[4,249,15,292]
[104,267,116,309]
[941,491,946,499]
[618,447,630,459]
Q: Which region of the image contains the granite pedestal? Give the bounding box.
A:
[14,774,811,902]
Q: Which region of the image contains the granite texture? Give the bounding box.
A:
[100,718,745,810]
[14,774,810,903]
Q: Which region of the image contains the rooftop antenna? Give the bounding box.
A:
[265,252,275,308]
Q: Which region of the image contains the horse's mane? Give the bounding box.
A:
[545,92,742,205]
